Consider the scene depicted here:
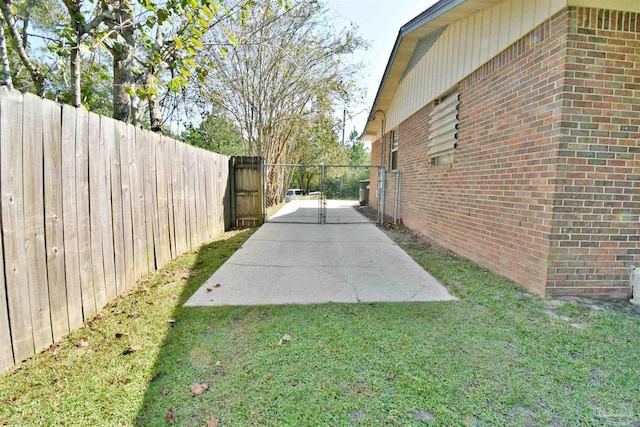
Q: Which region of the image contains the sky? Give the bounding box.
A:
[323,0,439,140]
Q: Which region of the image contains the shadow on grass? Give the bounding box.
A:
[133,228,257,426]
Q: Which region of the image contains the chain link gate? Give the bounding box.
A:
[263,164,400,225]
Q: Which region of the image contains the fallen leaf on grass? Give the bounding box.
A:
[88,313,104,325]
[385,373,397,381]
[190,383,209,396]
[160,388,170,395]
[123,345,142,355]
[208,419,220,427]
[76,340,89,348]
[115,333,129,339]
[146,301,154,305]
[127,312,139,318]
[277,333,292,346]
[166,408,175,423]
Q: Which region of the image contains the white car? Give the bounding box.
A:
[284,188,304,202]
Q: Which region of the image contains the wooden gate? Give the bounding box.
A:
[229,156,264,228]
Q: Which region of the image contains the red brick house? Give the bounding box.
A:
[362,0,639,299]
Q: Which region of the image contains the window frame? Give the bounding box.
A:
[390,129,399,171]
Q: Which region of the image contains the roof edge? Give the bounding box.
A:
[361,0,466,141]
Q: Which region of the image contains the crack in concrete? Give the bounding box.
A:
[310,266,361,303]
[405,286,424,302]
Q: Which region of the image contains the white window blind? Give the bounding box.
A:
[428,90,459,165]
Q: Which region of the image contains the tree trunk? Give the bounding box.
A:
[147,72,162,132]
[0,19,13,88]
[113,47,134,122]
[0,0,43,94]
[111,2,135,122]
[69,30,82,106]
[148,26,163,132]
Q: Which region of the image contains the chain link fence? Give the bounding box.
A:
[264,164,399,225]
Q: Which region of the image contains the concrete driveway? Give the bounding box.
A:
[185,220,455,306]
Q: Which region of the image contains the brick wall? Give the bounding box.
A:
[375,7,638,298]
[547,8,640,299]
[394,10,570,296]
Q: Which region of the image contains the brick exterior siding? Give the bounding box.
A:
[548,8,640,298]
[372,7,639,299]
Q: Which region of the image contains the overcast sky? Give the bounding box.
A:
[323,0,439,139]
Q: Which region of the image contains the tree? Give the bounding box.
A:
[0,17,12,87]
[134,0,241,132]
[0,0,45,94]
[196,0,365,203]
[347,128,369,165]
[182,111,246,156]
[0,0,240,127]
[290,111,349,193]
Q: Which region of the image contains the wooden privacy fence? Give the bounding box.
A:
[0,89,230,372]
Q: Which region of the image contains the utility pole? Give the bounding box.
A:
[342,109,346,145]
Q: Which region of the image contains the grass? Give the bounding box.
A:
[266,202,284,219]
[1,226,640,426]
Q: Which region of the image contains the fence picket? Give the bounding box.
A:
[196,149,206,243]
[0,217,11,371]
[148,133,161,267]
[106,118,126,296]
[42,98,68,341]
[23,93,53,351]
[0,89,32,362]
[155,136,170,266]
[100,117,117,301]
[130,125,147,278]
[117,121,135,290]
[140,129,155,271]
[88,112,106,311]
[75,107,96,320]
[174,142,187,255]
[165,138,176,258]
[61,104,83,330]
[186,147,197,249]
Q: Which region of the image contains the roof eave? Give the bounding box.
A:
[361,0,466,141]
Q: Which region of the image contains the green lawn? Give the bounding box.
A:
[1,227,639,426]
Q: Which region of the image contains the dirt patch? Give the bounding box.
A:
[544,296,640,321]
[379,223,449,253]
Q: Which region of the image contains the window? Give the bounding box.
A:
[390,130,399,170]
[428,89,459,166]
